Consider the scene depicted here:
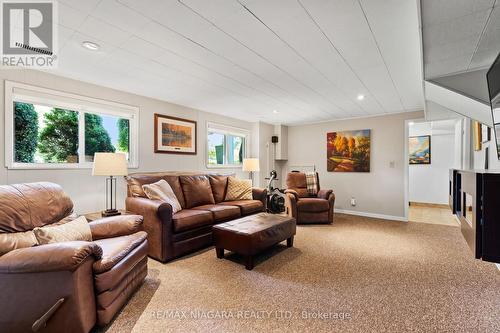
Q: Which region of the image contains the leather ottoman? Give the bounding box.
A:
[212,213,296,270]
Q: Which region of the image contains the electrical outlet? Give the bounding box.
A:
[350,197,356,206]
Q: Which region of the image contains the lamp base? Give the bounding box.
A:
[101,209,121,217]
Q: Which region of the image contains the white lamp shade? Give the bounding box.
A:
[242,158,260,172]
[92,153,128,176]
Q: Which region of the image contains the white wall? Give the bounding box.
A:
[284,111,424,220]
[0,70,256,214]
[408,120,458,205]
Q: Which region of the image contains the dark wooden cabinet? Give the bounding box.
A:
[451,169,500,263]
[449,169,460,214]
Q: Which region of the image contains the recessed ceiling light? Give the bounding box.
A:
[273,110,279,114]
[357,94,365,101]
[82,41,100,51]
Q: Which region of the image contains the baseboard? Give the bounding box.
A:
[335,209,407,222]
[409,202,448,209]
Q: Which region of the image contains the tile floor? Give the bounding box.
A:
[408,204,460,227]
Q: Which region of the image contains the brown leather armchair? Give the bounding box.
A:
[0,182,148,332]
[285,172,335,224]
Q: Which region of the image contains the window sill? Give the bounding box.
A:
[6,162,139,170]
[206,164,243,169]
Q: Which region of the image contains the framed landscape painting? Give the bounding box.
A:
[409,135,431,165]
[154,114,197,154]
[327,129,370,172]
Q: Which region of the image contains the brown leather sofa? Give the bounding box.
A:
[125,172,267,262]
[0,182,148,332]
[285,172,335,224]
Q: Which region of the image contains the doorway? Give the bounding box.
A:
[404,119,462,226]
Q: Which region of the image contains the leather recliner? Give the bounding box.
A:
[0,182,148,332]
[285,172,335,224]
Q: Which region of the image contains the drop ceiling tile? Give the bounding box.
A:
[424,37,478,63]
[91,0,151,34]
[425,55,471,79]
[57,25,75,50]
[423,10,490,46]
[421,0,494,27]
[299,0,372,43]
[58,0,102,13]
[63,32,117,59]
[118,0,212,39]
[469,50,499,69]
[78,16,131,46]
[337,38,383,70]
[58,2,88,30]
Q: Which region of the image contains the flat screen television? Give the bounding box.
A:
[487,51,500,159]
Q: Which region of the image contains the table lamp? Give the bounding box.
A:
[242,158,260,184]
[92,153,128,217]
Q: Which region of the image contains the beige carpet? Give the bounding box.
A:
[99,214,500,333]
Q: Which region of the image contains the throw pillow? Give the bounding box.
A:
[33,216,92,245]
[179,175,215,208]
[142,179,182,213]
[225,177,253,201]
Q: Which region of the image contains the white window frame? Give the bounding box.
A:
[206,122,250,169]
[5,81,139,169]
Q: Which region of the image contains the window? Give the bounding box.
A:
[5,81,139,169]
[207,123,249,167]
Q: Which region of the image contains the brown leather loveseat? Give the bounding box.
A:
[285,172,335,224]
[0,182,148,332]
[125,172,267,262]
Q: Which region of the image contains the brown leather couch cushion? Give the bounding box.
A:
[298,210,330,224]
[218,200,264,215]
[286,172,307,188]
[0,230,37,255]
[0,182,73,233]
[296,198,330,212]
[89,215,144,240]
[96,256,147,326]
[92,231,148,274]
[0,241,103,273]
[208,175,231,203]
[193,204,241,222]
[93,234,148,291]
[172,209,214,233]
[125,173,186,208]
[180,175,215,208]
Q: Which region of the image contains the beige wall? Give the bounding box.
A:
[284,111,424,219]
[0,70,255,214]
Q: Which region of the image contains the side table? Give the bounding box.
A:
[83,209,134,222]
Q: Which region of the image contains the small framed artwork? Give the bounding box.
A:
[481,124,491,143]
[409,135,431,165]
[154,114,197,154]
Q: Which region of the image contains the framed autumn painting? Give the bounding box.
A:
[154,114,197,154]
[327,129,371,172]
